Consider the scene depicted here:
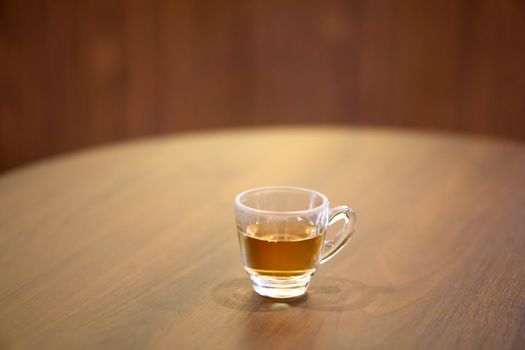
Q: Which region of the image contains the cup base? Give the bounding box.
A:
[246,269,314,299]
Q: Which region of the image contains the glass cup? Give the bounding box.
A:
[235,186,356,299]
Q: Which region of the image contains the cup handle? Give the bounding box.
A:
[320,206,356,264]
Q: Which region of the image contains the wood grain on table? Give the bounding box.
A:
[0,127,524,349]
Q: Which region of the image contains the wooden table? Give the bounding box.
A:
[1,127,524,349]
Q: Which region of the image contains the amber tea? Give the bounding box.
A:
[238,222,324,278]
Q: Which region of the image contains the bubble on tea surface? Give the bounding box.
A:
[305,225,317,236]
[246,224,258,237]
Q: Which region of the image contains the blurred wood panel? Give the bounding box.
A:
[1,0,525,170]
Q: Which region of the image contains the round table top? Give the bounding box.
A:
[1,127,524,349]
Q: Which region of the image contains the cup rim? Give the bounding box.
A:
[234,186,329,215]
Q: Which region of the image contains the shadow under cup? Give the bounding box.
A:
[235,186,356,299]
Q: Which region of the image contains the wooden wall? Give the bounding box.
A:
[1,0,525,171]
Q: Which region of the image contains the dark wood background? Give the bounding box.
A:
[1,0,525,171]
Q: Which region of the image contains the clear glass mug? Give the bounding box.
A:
[235,186,356,299]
